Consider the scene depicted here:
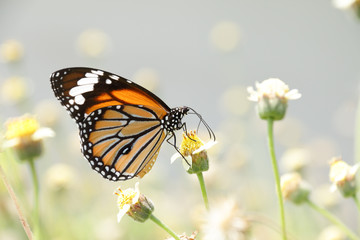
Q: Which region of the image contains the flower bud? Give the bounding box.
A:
[114,182,154,223]
[281,172,310,204]
[329,157,359,197]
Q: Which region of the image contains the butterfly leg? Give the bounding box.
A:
[166,131,191,166]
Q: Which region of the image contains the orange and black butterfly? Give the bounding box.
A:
[50,67,214,181]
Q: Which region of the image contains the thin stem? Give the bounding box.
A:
[149,214,181,240]
[28,159,40,240]
[196,172,210,211]
[306,199,360,240]
[0,164,33,239]
[267,118,287,240]
[353,195,360,213]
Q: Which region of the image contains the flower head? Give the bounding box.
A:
[3,114,55,160]
[0,76,28,104]
[247,78,301,120]
[45,163,75,193]
[280,172,310,204]
[201,198,250,240]
[329,157,359,197]
[77,29,110,58]
[114,182,154,222]
[333,0,359,9]
[171,131,216,174]
[0,39,23,63]
[281,148,311,172]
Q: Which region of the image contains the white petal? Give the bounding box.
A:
[170,153,181,164]
[330,184,338,193]
[117,205,130,222]
[32,127,55,140]
[350,163,360,176]
[132,182,140,204]
[193,140,218,154]
[285,89,301,100]
[246,87,259,102]
[2,138,20,148]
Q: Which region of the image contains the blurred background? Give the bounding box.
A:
[1,0,360,239]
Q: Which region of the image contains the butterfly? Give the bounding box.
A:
[50,67,214,181]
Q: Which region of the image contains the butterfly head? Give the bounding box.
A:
[162,107,189,132]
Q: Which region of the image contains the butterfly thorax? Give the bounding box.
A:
[162,107,189,132]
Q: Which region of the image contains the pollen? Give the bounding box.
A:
[5,115,40,139]
[179,131,204,156]
[114,187,139,208]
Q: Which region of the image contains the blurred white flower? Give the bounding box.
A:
[318,225,346,240]
[329,157,359,197]
[220,86,250,116]
[1,76,28,104]
[45,163,75,192]
[280,172,310,204]
[132,68,159,92]
[333,0,358,9]
[210,21,241,52]
[281,148,311,172]
[0,39,23,63]
[76,29,111,58]
[34,100,62,127]
[3,115,55,159]
[201,198,250,240]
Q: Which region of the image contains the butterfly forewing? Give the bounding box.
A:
[50,67,170,123]
[50,67,173,181]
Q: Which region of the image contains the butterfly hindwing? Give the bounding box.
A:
[79,104,166,181]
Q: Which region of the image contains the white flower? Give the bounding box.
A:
[247,78,301,102]
[333,0,357,9]
[247,78,301,120]
[201,198,250,240]
[114,182,140,222]
[329,157,359,196]
[171,140,217,164]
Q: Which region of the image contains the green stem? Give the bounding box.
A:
[0,164,33,239]
[149,214,181,240]
[353,195,360,213]
[306,199,360,240]
[196,172,210,211]
[28,159,40,240]
[267,118,287,240]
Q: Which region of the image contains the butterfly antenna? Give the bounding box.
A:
[187,107,216,141]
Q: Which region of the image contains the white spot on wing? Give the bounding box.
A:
[77,77,98,85]
[110,75,120,80]
[69,85,94,97]
[75,95,86,105]
[85,73,98,78]
[91,70,104,75]
[106,79,112,84]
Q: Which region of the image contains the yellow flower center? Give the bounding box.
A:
[179,131,204,156]
[5,115,39,139]
[115,188,138,209]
